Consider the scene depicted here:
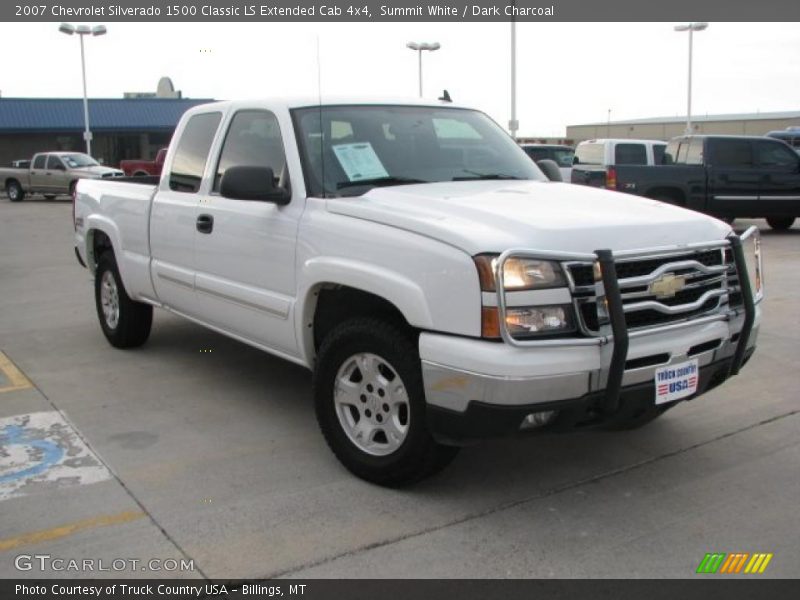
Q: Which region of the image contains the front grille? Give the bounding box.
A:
[571,248,735,333]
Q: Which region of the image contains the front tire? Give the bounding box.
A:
[94,253,153,348]
[6,181,24,202]
[766,216,795,231]
[314,318,458,486]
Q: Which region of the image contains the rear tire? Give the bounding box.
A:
[313,318,459,486]
[6,181,24,202]
[94,252,153,348]
[766,216,795,231]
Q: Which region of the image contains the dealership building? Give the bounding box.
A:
[566,110,800,143]
[0,80,212,168]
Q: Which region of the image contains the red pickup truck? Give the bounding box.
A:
[119,148,167,177]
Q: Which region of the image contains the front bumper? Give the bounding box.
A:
[421,229,762,442]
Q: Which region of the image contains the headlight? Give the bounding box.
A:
[474,255,567,291]
[481,305,576,339]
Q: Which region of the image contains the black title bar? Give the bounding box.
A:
[4,0,800,22]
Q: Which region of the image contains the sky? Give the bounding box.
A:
[0,21,799,137]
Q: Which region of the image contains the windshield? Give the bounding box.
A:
[61,153,99,168]
[292,105,545,197]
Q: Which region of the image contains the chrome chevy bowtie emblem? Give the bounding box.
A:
[649,273,686,299]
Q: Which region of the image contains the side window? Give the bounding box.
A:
[46,155,63,170]
[614,143,647,165]
[664,140,680,165]
[755,140,799,171]
[32,155,46,169]
[652,144,666,165]
[686,138,704,165]
[676,142,690,164]
[168,112,222,193]
[711,140,753,168]
[214,110,286,193]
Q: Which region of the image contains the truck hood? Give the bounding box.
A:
[325,180,731,255]
[71,165,124,178]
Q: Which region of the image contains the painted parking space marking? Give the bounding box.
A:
[0,411,111,502]
[0,351,34,393]
[0,510,145,552]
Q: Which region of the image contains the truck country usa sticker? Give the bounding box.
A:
[655,359,699,405]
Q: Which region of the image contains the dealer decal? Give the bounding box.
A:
[655,359,699,405]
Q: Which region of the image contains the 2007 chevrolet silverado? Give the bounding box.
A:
[74,98,764,486]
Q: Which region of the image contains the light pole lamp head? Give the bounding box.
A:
[92,25,107,36]
[674,22,709,32]
[58,23,76,35]
[76,25,91,35]
[406,41,440,52]
[406,42,421,50]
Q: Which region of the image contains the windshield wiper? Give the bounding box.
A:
[452,170,524,181]
[336,176,428,190]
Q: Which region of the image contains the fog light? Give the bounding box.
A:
[520,410,558,430]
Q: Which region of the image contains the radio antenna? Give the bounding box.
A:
[316,34,326,197]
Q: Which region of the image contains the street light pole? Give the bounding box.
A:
[406,41,441,97]
[674,22,708,136]
[59,23,107,157]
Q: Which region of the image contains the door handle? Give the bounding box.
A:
[196,214,214,234]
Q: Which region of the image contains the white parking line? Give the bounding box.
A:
[0,411,111,502]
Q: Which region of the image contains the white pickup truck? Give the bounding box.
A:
[74,98,764,486]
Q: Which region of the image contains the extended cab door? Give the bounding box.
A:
[29,154,48,191]
[192,108,301,355]
[150,111,222,314]
[753,138,800,217]
[706,138,760,218]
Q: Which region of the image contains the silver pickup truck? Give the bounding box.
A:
[2,152,123,202]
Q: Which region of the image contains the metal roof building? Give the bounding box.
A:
[567,110,800,144]
[0,97,213,168]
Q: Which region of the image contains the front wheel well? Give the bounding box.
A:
[89,229,114,269]
[312,285,413,352]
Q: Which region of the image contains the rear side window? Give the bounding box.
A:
[214,110,286,193]
[32,155,46,169]
[575,143,604,165]
[710,139,753,168]
[653,144,666,165]
[169,112,222,193]
[754,140,799,170]
[614,143,647,165]
[664,141,680,165]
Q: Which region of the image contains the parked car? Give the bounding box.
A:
[608,135,800,230]
[119,148,168,177]
[1,152,124,202]
[74,98,763,486]
[571,138,667,189]
[766,127,800,155]
[520,144,574,181]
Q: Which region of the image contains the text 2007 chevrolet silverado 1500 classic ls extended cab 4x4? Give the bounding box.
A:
[74,98,764,486]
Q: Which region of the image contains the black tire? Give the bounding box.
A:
[6,180,25,202]
[766,216,795,231]
[44,194,57,200]
[94,252,153,348]
[601,403,673,431]
[313,318,459,486]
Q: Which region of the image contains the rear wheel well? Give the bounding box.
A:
[312,285,412,352]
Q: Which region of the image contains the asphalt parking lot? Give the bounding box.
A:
[0,194,798,580]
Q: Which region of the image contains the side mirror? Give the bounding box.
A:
[536,159,563,182]
[219,166,290,204]
[573,156,580,165]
